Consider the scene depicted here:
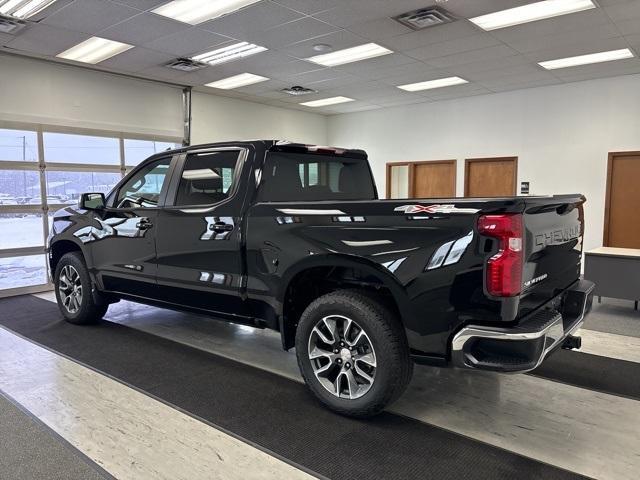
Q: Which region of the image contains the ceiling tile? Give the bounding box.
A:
[346,17,413,41]
[42,0,139,35]
[98,47,174,72]
[303,73,362,89]
[257,59,325,79]
[5,24,88,56]
[476,70,559,90]
[603,1,640,22]
[143,28,230,56]
[446,54,531,76]
[380,21,482,53]
[199,1,303,40]
[331,52,416,75]
[272,0,345,15]
[425,44,519,69]
[101,12,189,45]
[615,18,640,36]
[497,23,621,54]
[110,0,169,11]
[312,1,389,28]
[404,33,501,61]
[258,17,341,49]
[279,30,368,60]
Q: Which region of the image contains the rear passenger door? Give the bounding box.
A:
[154,147,249,317]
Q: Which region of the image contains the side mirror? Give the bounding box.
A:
[79,192,105,210]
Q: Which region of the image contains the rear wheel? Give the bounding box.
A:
[54,252,108,324]
[295,290,413,417]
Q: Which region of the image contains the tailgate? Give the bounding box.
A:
[521,194,585,307]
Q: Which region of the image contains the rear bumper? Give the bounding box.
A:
[451,279,595,373]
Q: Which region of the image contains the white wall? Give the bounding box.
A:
[327,74,640,251]
[191,91,327,145]
[0,54,184,138]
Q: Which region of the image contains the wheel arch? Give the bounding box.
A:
[277,254,411,350]
[49,239,85,274]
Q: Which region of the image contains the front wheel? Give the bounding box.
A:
[54,252,108,324]
[295,290,413,417]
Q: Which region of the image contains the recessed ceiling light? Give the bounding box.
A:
[152,0,261,25]
[205,73,269,90]
[300,96,354,107]
[191,42,267,66]
[538,48,634,70]
[0,0,58,19]
[306,43,392,67]
[56,37,134,64]
[469,0,596,31]
[397,76,468,91]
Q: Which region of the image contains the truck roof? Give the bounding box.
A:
[157,140,367,160]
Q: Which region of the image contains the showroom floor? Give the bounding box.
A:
[0,292,638,480]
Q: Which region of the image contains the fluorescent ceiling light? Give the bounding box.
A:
[192,42,267,66]
[398,76,468,91]
[152,0,260,25]
[306,43,392,67]
[300,96,354,107]
[539,48,634,69]
[0,0,58,19]
[205,73,269,90]
[469,0,596,31]
[56,37,133,64]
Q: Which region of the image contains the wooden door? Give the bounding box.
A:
[413,160,456,198]
[465,157,517,197]
[386,160,456,199]
[604,152,640,248]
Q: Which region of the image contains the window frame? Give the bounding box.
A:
[164,147,248,210]
[112,155,177,210]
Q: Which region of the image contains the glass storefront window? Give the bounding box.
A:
[0,213,44,249]
[46,171,121,203]
[0,128,38,162]
[124,139,180,166]
[0,254,48,290]
[44,132,120,165]
[0,170,41,205]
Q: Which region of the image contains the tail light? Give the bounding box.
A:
[477,214,523,297]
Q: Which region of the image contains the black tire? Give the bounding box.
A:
[54,252,108,325]
[295,290,413,417]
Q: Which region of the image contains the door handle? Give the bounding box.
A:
[136,219,153,230]
[210,222,233,232]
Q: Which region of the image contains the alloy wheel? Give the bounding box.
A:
[58,265,83,314]
[307,314,377,399]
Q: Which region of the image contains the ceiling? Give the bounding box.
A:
[2,0,640,114]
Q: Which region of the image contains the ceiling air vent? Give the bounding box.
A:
[393,6,457,30]
[281,85,318,96]
[0,14,26,34]
[165,58,208,72]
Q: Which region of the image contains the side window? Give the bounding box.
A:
[116,157,172,208]
[174,150,240,206]
[259,152,376,202]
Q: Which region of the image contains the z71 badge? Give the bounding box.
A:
[394,204,480,214]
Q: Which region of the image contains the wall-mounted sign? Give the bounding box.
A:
[520,181,530,195]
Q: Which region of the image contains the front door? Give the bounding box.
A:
[88,156,173,297]
[155,148,248,317]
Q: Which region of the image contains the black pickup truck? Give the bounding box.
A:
[48,140,594,417]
